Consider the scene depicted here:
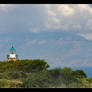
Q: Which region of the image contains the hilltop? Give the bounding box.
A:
[0,59,91,88]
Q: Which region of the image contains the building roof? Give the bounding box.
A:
[10,46,16,51]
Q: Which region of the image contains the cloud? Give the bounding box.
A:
[78,33,92,40]
[0,4,15,12]
[42,4,92,32]
[1,4,92,34]
[72,24,82,30]
[86,19,92,30]
[57,38,63,46]
[26,39,37,46]
[77,4,92,13]
[25,39,46,46]
[39,40,46,45]
[0,37,10,47]
[69,60,92,67]
[0,4,9,10]
[57,5,75,16]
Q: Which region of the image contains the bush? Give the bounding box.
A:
[0,60,88,88]
[6,71,28,79]
[0,71,28,80]
[72,70,87,78]
[0,79,21,88]
[21,68,79,88]
[0,59,50,73]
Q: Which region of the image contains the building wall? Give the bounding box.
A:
[8,58,19,62]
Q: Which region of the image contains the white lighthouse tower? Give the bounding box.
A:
[7,44,19,62]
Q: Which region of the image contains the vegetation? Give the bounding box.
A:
[0,79,22,88]
[0,59,49,73]
[0,59,91,88]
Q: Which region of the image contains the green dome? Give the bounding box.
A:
[10,46,16,51]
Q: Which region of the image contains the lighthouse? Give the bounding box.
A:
[7,44,19,62]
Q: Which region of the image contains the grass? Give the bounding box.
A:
[0,79,22,88]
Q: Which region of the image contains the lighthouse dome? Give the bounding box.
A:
[10,47,15,51]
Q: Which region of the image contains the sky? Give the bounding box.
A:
[1,4,92,76]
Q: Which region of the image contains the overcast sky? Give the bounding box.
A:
[1,4,92,69]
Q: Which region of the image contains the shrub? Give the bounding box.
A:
[72,70,87,78]
[0,59,50,73]
[21,68,78,88]
[0,79,21,88]
[6,71,28,79]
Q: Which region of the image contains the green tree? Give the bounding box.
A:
[72,70,87,78]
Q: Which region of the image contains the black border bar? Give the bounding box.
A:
[0,0,92,4]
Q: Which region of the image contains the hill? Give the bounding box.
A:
[0,59,91,88]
